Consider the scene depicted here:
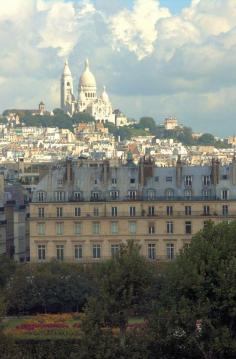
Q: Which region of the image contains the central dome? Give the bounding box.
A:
[79,59,96,89]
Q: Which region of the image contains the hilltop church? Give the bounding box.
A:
[60,59,115,124]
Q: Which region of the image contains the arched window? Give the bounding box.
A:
[165,188,174,199]
[184,189,192,200]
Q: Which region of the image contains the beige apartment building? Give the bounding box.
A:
[29,156,236,262]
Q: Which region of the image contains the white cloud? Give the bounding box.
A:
[0,0,235,135]
[109,0,170,60]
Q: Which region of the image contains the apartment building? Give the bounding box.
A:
[29,156,236,262]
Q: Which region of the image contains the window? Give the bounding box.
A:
[55,191,65,201]
[111,244,120,256]
[166,243,175,260]
[184,189,192,200]
[111,207,118,217]
[166,177,172,182]
[148,206,155,216]
[166,189,174,199]
[93,244,101,259]
[203,175,211,186]
[111,222,118,234]
[185,206,191,216]
[147,190,155,200]
[148,244,156,260]
[112,178,117,185]
[130,178,135,184]
[75,207,81,217]
[129,206,136,217]
[56,245,64,261]
[92,222,100,235]
[128,191,137,199]
[129,222,137,234]
[74,222,81,235]
[148,224,155,234]
[185,175,192,186]
[167,221,173,234]
[155,176,159,182]
[222,174,228,180]
[74,192,81,201]
[38,191,46,202]
[222,205,228,216]
[110,191,119,200]
[166,206,173,216]
[203,205,210,216]
[221,189,229,200]
[38,223,45,235]
[56,222,63,235]
[38,207,44,218]
[185,221,192,234]
[202,189,211,199]
[57,178,63,186]
[56,207,63,218]
[93,208,99,216]
[74,245,82,260]
[38,245,46,261]
[91,192,100,201]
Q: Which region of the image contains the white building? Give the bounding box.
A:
[61,59,115,124]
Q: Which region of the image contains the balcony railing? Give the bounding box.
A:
[29,211,235,220]
[34,195,232,203]
[31,255,176,263]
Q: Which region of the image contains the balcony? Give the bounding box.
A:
[29,211,235,220]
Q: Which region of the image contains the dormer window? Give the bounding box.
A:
[54,191,65,202]
[112,178,117,185]
[74,192,81,201]
[110,191,119,200]
[185,176,192,186]
[184,189,192,200]
[91,191,100,201]
[128,190,137,200]
[37,191,46,202]
[165,189,174,199]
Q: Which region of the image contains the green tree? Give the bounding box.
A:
[139,117,156,133]
[150,221,236,358]
[198,133,215,145]
[83,241,154,350]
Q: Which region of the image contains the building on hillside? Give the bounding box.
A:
[164,117,178,130]
[29,156,236,263]
[61,59,116,124]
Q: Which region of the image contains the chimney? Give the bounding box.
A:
[211,158,220,185]
[65,158,73,183]
[232,156,236,185]
[176,155,182,188]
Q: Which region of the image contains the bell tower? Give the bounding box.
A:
[60,60,73,112]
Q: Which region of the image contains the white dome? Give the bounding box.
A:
[101,86,109,103]
[79,59,96,89]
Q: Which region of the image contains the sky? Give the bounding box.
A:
[0,0,236,136]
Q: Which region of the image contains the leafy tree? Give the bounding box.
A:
[83,240,155,349]
[198,133,215,146]
[150,221,236,358]
[139,117,156,133]
[0,256,16,289]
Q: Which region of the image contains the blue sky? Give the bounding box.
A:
[160,0,191,13]
[0,0,236,136]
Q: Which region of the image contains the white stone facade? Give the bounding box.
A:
[61,59,115,124]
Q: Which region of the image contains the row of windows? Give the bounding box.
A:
[37,220,195,236]
[38,204,230,218]
[37,243,176,261]
[55,175,231,188]
[36,188,230,202]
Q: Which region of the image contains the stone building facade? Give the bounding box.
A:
[29,156,236,262]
